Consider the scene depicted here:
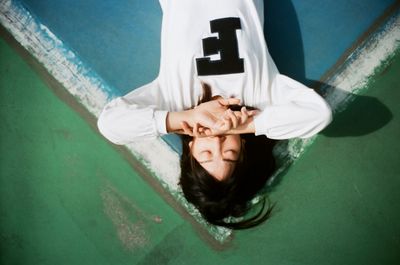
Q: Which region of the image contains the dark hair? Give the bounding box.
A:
[179,83,277,229]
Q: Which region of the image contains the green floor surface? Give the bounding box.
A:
[1,34,399,264]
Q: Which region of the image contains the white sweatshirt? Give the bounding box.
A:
[98,0,332,145]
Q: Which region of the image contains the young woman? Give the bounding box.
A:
[97,0,332,228]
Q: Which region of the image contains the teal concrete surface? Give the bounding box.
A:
[0,36,184,265]
[1,23,400,265]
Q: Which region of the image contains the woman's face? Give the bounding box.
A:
[189,135,242,181]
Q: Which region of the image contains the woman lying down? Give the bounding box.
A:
[97,0,332,229]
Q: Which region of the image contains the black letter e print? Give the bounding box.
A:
[196,17,244,76]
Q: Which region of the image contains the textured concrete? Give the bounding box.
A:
[1,27,400,264]
[0,36,184,265]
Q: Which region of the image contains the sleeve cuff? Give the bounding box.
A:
[253,108,270,137]
[154,110,169,135]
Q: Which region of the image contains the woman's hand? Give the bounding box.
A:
[167,97,257,136]
[188,97,241,128]
[167,97,239,135]
[181,106,258,137]
[212,107,257,133]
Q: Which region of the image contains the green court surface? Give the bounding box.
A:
[1,32,400,265]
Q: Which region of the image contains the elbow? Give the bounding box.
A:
[308,103,333,138]
[97,111,125,145]
[299,103,332,139]
[319,102,333,129]
[97,113,109,140]
[321,103,333,129]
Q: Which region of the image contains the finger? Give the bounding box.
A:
[198,126,209,137]
[204,128,213,136]
[220,115,233,131]
[218,97,241,106]
[181,122,194,136]
[240,107,248,124]
[193,123,207,137]
[193,123,199,137]
[231,108,250,128]
[247,109,260,116]
[227,109,238,128]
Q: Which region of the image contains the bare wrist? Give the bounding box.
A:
[228,116,255,134]
[166,109,193,133]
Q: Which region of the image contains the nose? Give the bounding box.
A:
[209,136,225,158]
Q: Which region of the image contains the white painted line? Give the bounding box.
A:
[324,11,400,112]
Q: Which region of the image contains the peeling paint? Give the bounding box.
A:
[101,185,150,251]
[323,11,400,112]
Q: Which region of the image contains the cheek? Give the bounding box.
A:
[190,138,208,156]
[226,136,242,150]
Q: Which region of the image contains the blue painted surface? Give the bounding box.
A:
[19,0,396,93]
[264,0,396,85]
[20,0,162,96]
[17,0,397,151]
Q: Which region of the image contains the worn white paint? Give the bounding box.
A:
[324,13,400,112]
[0,0,111,115]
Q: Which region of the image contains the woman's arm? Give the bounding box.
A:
[97,80,169,144]
[166,110,193,134]
[193,75,331,139]
[253,74,332,139]
[97,82,245,143]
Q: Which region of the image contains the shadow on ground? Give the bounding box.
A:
[263,0,393,192]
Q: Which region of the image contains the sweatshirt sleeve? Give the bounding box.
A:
[253,74,332,139]
[97,80,169,145]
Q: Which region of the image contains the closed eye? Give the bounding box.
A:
[224,150,239,160]
[200,159,237,164]
[198,151,239,164]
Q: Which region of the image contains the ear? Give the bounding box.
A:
[189,140,193,149]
